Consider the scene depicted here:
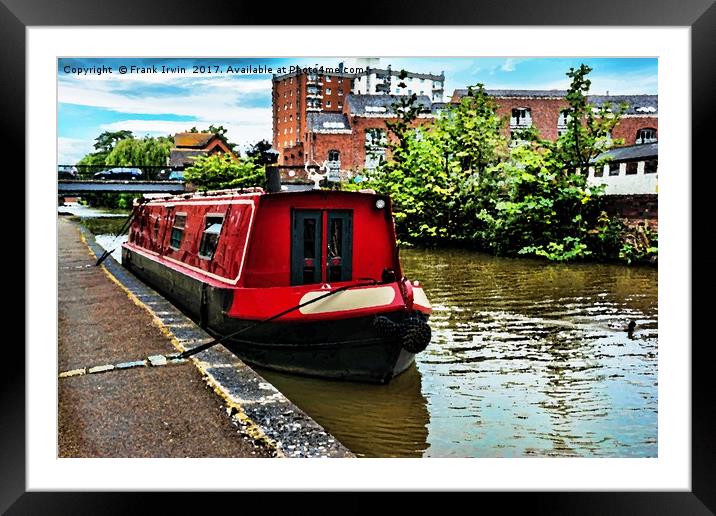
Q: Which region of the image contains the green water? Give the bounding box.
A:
[257,248,658,458]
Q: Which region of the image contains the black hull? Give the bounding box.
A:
[122,248,420,384]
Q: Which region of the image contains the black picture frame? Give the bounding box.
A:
[7,1,715,513]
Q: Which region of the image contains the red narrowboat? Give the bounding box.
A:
[121,186,432,384]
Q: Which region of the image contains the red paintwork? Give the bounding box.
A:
[123,189,431,321]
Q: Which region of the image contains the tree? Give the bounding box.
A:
[246,139,278,165]
[184,153,265,191]
[105,136,173,166]
[75,130,134,167]
[475,65,627,261]
[94,130,134,153]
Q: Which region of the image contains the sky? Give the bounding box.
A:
[57,57,658,164]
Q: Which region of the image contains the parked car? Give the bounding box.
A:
[93,167,143,180]
[168,170,185,181]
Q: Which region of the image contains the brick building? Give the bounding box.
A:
[272,67,445,171]
[272,67,657,175]
[450,89,658,146]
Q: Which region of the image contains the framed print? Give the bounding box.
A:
[7,0,715,513]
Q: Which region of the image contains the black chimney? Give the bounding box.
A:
[266,166,281,193]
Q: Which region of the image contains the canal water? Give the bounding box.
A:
[256,248,658,458]
[77,210,658,458]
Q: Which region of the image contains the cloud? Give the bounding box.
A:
[501,59,517,72]
[58,137,94,165]
[59,73,275,157]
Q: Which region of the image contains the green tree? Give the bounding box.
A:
[105,136,173,166]
[476,65,627,261]
[184,153,265,190]
[93,130,134,153]
[246,139,278,165]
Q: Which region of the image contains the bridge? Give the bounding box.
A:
[57,164,187,194]
[58,180,186,194]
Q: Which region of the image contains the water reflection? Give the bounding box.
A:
[256,363,430,458]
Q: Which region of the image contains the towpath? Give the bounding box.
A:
[58,217,272,457]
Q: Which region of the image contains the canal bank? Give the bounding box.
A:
[58,216,353,458]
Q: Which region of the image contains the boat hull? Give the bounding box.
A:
[122,247,421,383]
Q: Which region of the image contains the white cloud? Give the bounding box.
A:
[501,59,517,72]
[59,73,275,158]
[58,137,94,165]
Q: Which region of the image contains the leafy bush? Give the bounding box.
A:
[184,153,265,190]
[357,65,656,265]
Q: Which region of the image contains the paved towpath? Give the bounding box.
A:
[58,217,272,457]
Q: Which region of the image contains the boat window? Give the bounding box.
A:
[291,210,322,285]
[199,215,224,260]
[170,214,186,250]
[327,210,353,282]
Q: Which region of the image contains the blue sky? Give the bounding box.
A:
[58,57,657,164]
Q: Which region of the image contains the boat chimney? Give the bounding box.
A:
[266,166,282,193]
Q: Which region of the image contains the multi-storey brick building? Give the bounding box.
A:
[272,67,445,170]
[450,89,658,146]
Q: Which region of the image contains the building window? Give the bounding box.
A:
[557,109,571,131]
[636,128,657,144]
[511,108,532,127]
[338,88,343,96]
[326,88,332,95]
[170,214,186,250]
[626,161,638,175]
[645,159,658,174]
[594,166,604,178]
[199,215,224,260]
[609,162,621,176]
[365,128,387,169]
[326,101,331,108]
[325,75,332,82]
[328,150,340,162]
[338,103,343,110]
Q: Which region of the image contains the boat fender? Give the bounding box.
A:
[400,313,431,354]
[373,313,431,354]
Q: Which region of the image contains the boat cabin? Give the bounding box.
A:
[128,189,402,289]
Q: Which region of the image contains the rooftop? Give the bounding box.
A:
[173,132,217,148]
[346,94,433,116]
[594,142,658,162]
[306,112,351,132]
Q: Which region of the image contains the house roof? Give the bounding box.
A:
[346,94,433,116]
[174,132,217,148]
[306,112,351,132]
[450,89,659,115]
[593,142,658,162]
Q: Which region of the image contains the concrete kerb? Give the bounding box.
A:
[75,224,354,458]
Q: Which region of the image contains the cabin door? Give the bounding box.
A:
[291,210,322,286]
[326,210,352,282]
[291,209,353,285]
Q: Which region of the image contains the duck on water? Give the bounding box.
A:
[121,183,432,384]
